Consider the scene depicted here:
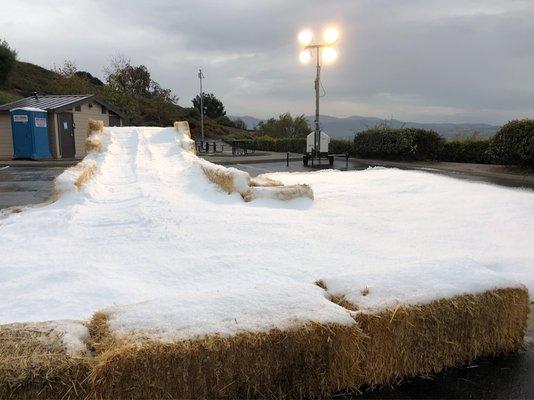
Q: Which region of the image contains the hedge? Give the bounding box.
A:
[330,139,355,156]
[224,135,306,154]
[440,139,492,164]
[490,119,534,167]
[353,127,444,161]
[222,120,534,167]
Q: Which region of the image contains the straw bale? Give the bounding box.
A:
[87,119,104,134]
[89,315,363,399]
[0,324,92,399]
[85,120,105,153]
[201,164,240,194]
[74,162,97,190]
[84,136,102,154]
[250,175,284,187]
[174,121,196,153]
[354,287,529,387]
[242,184,314,202]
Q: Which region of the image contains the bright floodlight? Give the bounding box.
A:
[299,50,312,64]
[322,47,337,63]
[298,30,313,46]
[323,27,339,44]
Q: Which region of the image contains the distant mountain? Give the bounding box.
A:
[230,114,501,139]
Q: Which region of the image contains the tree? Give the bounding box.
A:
[0,39,17,86]
[107,63,151,96]
[50,60,96,94]
[104,55,177,103]
[53,59,78,77]
[192,93,226,119]
[233,118,247,130]
[257,113,311,138]
[75,71,104,86]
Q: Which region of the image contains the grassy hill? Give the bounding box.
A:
[0,60,243,138]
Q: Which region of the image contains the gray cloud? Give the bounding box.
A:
[2,0,534,124]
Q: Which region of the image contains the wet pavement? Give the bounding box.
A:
[343,341,534,399]
[1,163,533,399]
[0,166,64,209]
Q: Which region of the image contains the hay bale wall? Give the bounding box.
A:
[355,287,529,386]
[84,287,528,399]
[89,317,363,399]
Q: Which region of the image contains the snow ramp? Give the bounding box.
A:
[0,121,531,399]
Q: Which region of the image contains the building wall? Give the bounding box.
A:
[49,113,59,158]
[0,113,13,159]
[72,101,110,158]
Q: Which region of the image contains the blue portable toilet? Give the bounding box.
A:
[10,107,51,159]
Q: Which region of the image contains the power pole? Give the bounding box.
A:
[198,69,205,142]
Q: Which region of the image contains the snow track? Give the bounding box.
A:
[0,125,533,342]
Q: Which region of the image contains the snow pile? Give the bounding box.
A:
[105,282,354,342]
[0,124,532,343]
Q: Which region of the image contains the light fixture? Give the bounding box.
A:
[322,47,337,64]
[323,27,339,44]
[298,30,313,46]
[299,49,312,64]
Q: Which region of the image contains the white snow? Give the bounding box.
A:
[0,126,532,340]
[105,283,355,342]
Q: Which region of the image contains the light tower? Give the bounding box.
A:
[298,27,339,164]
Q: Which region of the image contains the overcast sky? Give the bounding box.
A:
[2,0,534,124]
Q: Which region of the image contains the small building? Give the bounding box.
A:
[0,94,125,159]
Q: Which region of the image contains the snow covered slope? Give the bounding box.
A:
[0,125,532,341]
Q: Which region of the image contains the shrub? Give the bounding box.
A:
[490,119,534,166]
[216,115,236,128]
[225,135,306,154]
[440,138,492,164]
[330,139,354,156]
[353,127,443,161]
[257,113,311,138]
[254,137,306,153]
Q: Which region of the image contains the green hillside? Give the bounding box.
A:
[3,60,58,97]
[0,60,243,138]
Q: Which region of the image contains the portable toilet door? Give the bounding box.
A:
[11,109,33,158]
[10,108,51,159]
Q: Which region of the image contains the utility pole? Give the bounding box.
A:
[314,47,321,164]
[198,69,205,142]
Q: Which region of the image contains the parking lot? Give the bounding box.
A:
[0,166,64,209]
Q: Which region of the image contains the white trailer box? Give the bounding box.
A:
[306,131,330,154]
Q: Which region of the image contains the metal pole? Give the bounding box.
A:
[314,47,321,164]
[198,69,205,142]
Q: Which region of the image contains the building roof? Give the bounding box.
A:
[0,94,125,119]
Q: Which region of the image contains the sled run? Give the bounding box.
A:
[0,120,532,398]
